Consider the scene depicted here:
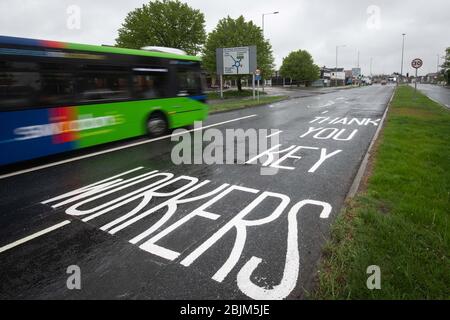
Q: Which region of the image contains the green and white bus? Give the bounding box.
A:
[0,36,208,166]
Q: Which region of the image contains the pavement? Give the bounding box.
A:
[410,83,450,108]
[0,84,394,300]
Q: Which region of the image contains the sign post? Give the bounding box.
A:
[411,58,423,97]
[257,79,260,101]
[219,74,224,99]
[255,69,261,101]
[252,73,256,100]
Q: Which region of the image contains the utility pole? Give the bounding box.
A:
[335,46,338,87]
[370,57,373,77]
[335,45,346,87]
[357,50,360,86]
[400,33,406,85]
[261,11,279,92]
[437,54,440,73]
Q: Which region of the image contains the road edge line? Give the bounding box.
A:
[0,220,71,254]
[427,95,450,110]
[346,88,395,199]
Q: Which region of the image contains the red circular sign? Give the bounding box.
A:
[411,58,423,69]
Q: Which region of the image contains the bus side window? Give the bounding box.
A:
[176,69,201,96]
[78,66,131,103]
[133,69,168,100]
[39,73,75,106]
[0,71,40,109]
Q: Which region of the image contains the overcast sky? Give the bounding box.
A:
[1,0,448,75]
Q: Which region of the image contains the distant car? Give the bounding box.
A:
[381,80,387,85]
[362,78,372,85]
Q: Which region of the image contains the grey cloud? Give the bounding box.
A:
[0,0,448,75]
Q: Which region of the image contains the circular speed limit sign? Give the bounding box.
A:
[411,58,423,69]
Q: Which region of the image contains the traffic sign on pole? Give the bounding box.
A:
[411,58,423,96]
[411,58,423,69]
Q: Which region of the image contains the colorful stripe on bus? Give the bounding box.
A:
[0,97,207,165]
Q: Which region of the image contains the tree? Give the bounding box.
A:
[279,50,320,86]
[203,16,274,91]
[116,0,206,55]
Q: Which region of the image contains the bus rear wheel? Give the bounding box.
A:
[147,112,168,137]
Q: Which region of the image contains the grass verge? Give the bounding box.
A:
[315,85,450,299]
[208,95,287,113]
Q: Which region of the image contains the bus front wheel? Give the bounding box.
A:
[147,112,168,137]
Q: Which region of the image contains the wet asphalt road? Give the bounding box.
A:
[0,84,394,300]
[413,83,450,108]
[253,85,347,99]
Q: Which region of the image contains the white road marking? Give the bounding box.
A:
[41,166,145,205]
[320,100,335,108]
[426,95,450,109]
[321,111,329,114]
[0,114,258,180]
[269,103,284,108]
[266,131,283,138]
[308,101,335,109]
[0,220,71,254]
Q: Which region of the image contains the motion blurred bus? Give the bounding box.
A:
[0,36,208,166]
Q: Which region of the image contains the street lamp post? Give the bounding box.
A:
[437,54,440,73]
[261,11,278,91]
[262,11,279,37]
[335,45,346,87]
[370,57,373,77]
[400,33,406,85]
[357,50,360,68]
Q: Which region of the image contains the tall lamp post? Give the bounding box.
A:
[262,11,279,37]
[335,44,346,87]
[370,57,373,77]
[400,33,406,85]
[261,11,279,91]
[437,54,440,73]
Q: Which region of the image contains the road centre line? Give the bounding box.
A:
[0,220,71,254]
[0,114,257,180]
